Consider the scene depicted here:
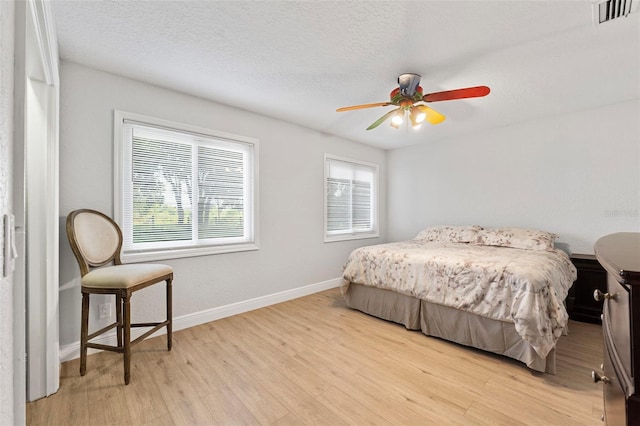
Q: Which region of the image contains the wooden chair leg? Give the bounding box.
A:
[80,292,89,376]
[166,278,173,351]
[116,294,123,348]
[123,294,131,385]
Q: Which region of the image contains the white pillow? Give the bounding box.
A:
[473,227,557,251]
[414,225,483,243]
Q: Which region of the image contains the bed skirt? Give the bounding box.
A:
[343,283,556,374]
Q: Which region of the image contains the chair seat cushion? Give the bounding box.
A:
[82,264,173,289]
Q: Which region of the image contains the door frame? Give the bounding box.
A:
[13,0,60,414]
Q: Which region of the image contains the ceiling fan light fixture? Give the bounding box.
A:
[390,120,401,129]
[417,104,446,125]
[391,110,404,126]
[409,112,422,129]
[411,107,426,124]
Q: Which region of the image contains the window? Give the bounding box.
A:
[114,111,258,261]
[324,154,378,242]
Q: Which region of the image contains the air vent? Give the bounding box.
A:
[594,0,633,24]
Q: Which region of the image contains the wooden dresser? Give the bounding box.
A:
[594,232,640,425]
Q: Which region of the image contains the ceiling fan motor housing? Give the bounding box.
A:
[398,73,421,97]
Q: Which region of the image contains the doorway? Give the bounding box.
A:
[13,0,60,420]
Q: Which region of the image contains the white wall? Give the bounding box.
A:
[0,0,15,422]
[387,99,640,255]
[58,61,386,350]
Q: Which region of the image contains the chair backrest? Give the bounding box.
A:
[66,209,123,276]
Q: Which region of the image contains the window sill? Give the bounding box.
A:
[121,242,259,263]
[324,233,380,243]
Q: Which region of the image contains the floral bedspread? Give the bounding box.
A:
[341,241,577,358]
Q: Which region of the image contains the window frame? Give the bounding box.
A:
[324,154,379,243]
[114,110,259,262]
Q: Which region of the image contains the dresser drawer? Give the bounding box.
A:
[602,338,627,426]
[594,233,640,425]
[603,273,632,383]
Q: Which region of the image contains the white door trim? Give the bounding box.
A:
[14,0,60,409]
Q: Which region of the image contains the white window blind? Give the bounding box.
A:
[325,155,378,242]
[115,111,258,261]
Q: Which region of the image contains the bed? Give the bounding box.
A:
[341,226,577,374]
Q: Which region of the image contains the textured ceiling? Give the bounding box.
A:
[51,1,640,149]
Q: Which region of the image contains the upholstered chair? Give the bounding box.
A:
[66,209,173,385]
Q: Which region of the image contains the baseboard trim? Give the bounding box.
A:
[59,277,341,362]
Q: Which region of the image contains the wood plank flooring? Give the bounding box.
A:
[27,288,604,425]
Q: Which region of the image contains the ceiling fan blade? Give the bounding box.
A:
[416,105,446,125]
[336,102,392,112]
[422,86,490,103]
[366,108,399,130]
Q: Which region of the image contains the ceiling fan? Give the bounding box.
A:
[336,73,490,130]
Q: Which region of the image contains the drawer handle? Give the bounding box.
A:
[591,371,610,384]
[593,289,614,301]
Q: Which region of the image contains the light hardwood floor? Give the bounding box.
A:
[27,288,604,425]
